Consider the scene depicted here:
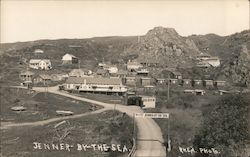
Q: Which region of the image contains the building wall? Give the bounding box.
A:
[141,97,156,108]
[206,60,220,67]
[141,79,151,86]
[39,61,52,70]
[65,83,127,93]
[20,75,33,82]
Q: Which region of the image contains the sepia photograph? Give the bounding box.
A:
[0,0,249,157]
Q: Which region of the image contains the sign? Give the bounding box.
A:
[33,142,129,153]
[179,146,220,154]
[135,113,169,119]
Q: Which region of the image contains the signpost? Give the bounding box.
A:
[134,112,171,156]
[135,113,169,119]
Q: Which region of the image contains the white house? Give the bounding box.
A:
[34,49,44,54]
[65,76,127,95]
[29,59,52,70]
[204,57,220,67]
[140,95,156,108]
[69,69,86,77]
[107,66,118,74]
[62,53,78,64]
[103,65,118,74]
[127,60,143,71]
[196,55,220,67]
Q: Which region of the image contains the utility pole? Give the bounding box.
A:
[133,113,136,141]
[78,59,81,70]
[167,116,171,154]
[167,73,170,100]
[26,64,30,91]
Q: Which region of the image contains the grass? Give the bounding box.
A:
[0,110,134,157]
[0,87,102,123]
[144,89,223,156]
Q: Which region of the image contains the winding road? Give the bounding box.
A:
[2,86,166,157]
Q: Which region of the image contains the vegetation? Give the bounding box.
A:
[0,110,133,157]
[0,87,102,123]
[193,94,250,157]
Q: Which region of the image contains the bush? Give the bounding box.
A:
[193,94,250,157]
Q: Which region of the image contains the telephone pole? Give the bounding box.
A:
[78,59,81,70]
[167,73,170,100]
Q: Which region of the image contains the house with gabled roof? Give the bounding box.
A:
[33,74,52,85]
[127,60,143,72]
[125,76,136,86]
[69,69,86,77]
[62,53,78,64]
[29,59,52,70]
[96,69,109,77]
[19,71,34,82]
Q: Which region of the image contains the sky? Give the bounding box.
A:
[0,0,249,43]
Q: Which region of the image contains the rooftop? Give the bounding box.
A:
[96,69,108,74]
[63,53,77,58]
[29,59,51,64]
[20,71,34,76]
[171,71,182,76]
[38,74,52,80]
[66,76,122,85]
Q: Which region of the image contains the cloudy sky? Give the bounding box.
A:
[1,0,249,43]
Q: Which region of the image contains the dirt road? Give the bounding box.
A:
[5,86,167,157]
[0,108,109,129]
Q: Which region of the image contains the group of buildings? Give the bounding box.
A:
[19,51,228,108]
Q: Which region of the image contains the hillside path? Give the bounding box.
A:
[2,86,166,157]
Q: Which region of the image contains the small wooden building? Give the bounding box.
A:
[155,78,166,85]
[116,70,128,78]
[69,69,85,77]
[140,95,156,108]
[168,78,178,85]
[203,80,214,88]
[96,69,109,77]
[141,77,151,86]
[192,79,203,87]
[182,79,192,87]
[184,89,205,96]
[125,76,136,86]
[33,74,52,85]
[170,71,182,79]
[214,80,226,87]
[62,53,78,64]
[19,71,34,82]
[137,69,149,77]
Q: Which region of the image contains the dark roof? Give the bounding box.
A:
[38,74,51,80]
[126,76,136,79]
[117,70,128,75]
[171,71,182,76]
[96,69,108,74]
[156,78,166,80]
[66,77,122,85]
[20,71,34,76]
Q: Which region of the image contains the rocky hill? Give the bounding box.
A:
[190,30,250,87]
[124,27,201,67]
[1,27,249,87]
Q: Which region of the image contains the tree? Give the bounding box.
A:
[193,94,250,157]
